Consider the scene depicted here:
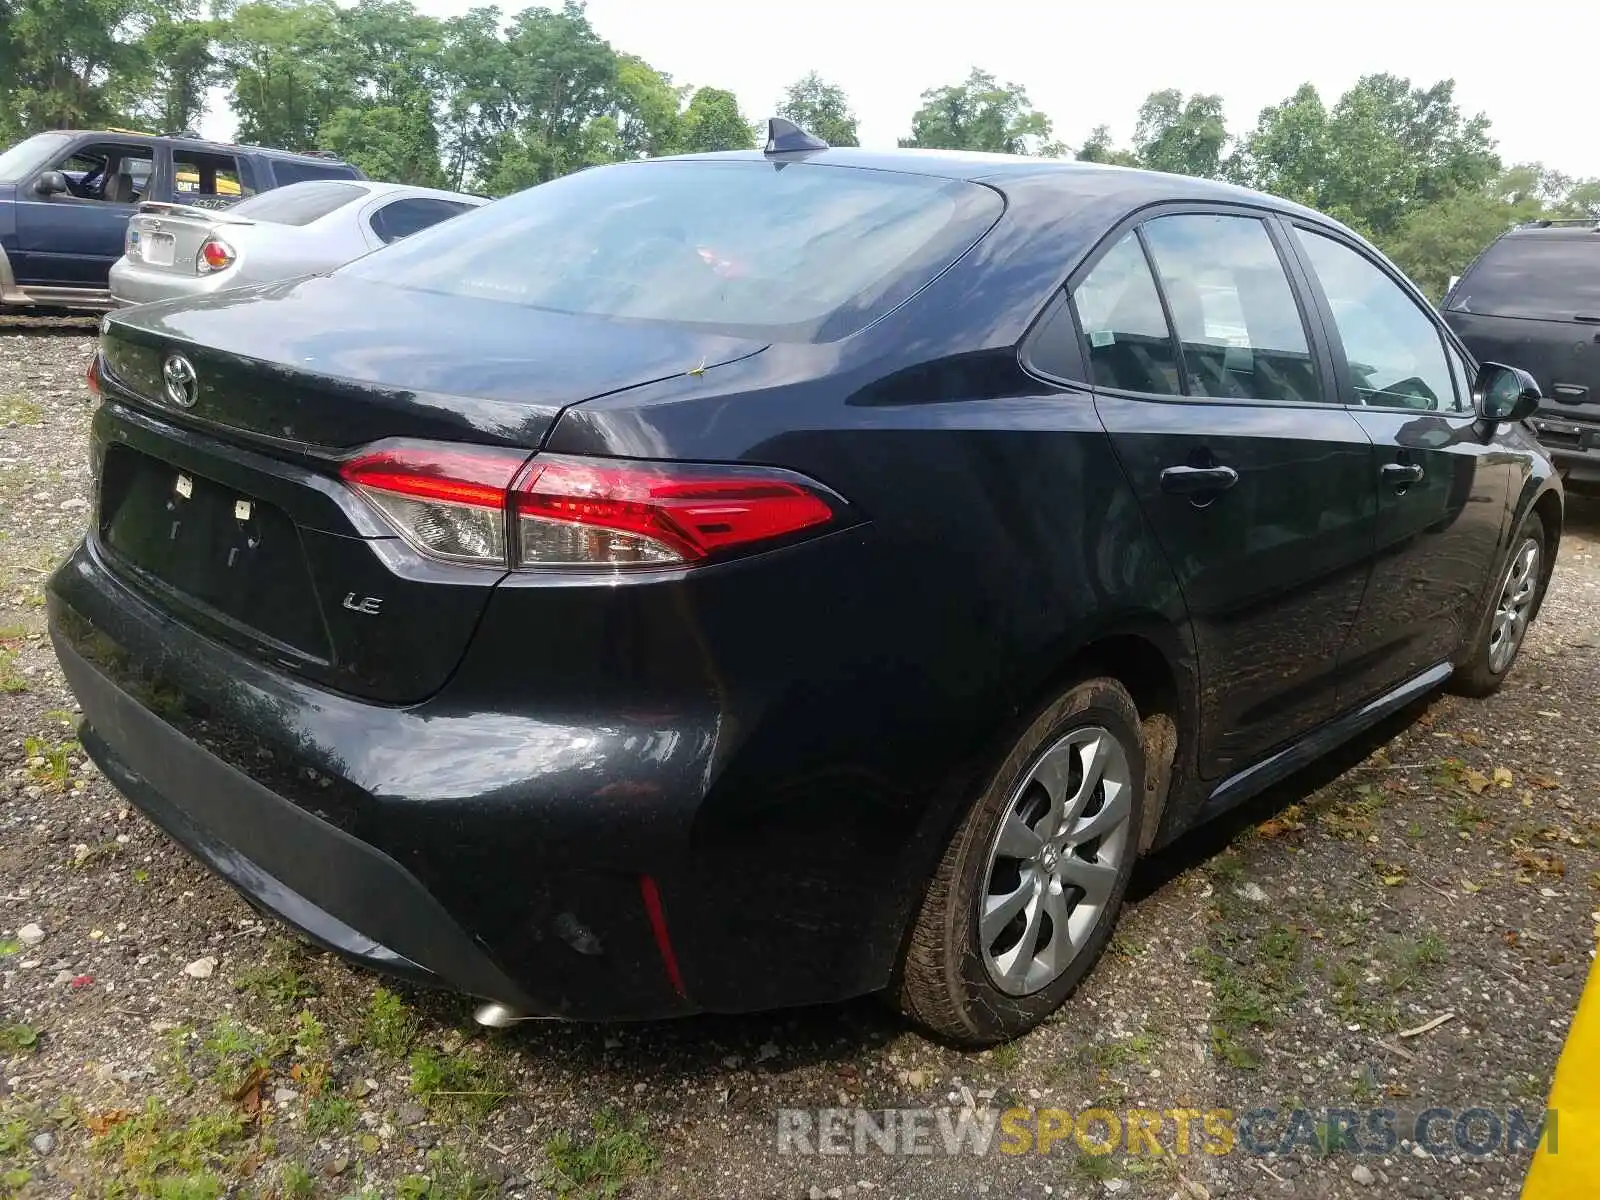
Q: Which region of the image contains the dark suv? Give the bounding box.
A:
[0,129,364,313]
[1444,220,1600,487]
[49,142,1561,1044]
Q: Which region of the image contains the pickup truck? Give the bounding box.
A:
[0,129,365,313]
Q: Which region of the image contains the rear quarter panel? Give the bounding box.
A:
[532,197,1198,1006]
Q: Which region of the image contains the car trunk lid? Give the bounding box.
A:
[125,202,251,276]
[92,275,768,702]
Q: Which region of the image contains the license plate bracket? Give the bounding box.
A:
[143,232,176,267]
[99,446,329,659]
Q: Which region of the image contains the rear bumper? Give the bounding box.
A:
[47,539,705,1020]
[1551,448,1600,486]
[107,258,230,307]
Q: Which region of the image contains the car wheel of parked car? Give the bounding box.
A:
[894,677,1145,1045]
[1450,514,1547,698]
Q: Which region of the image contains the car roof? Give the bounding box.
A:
[355,180,490,204]
[669,147,1332,223]
[1498,221,1600,242]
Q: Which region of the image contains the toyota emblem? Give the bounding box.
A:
[162,354,198,408]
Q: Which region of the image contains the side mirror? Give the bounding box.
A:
[34,170,68,197]
[1474,361,1542,424]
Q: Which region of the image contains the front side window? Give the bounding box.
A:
[48,143,153,203]
[1071,232,1181,395]
[1142,214,1321,405]
[1296,228,1459,412]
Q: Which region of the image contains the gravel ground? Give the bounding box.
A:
[2,319,1598,1200]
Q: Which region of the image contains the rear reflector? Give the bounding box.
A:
[339,441,839,569]
[86,354,103,398]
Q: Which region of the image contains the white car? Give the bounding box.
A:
[108,179,487,306]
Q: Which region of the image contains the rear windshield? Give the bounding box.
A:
[1447,232,1600,320]
[339,159,1003,342]
[0,132,74,182]
[230,181,367,226]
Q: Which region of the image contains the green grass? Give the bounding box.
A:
[0,1026,37,1056]
[0,650,24,695]
[397,1149,497,1200]
[22,735,76,788]
[305,1095,357,1137]
[0,396,42,427]
[235,960,318,1009]
[92,1098,248,1197]
[362,988,419,1058]
[542,1111,656,1199]
[408,1046,512,1121]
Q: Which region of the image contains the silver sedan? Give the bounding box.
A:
[108,179,487,306]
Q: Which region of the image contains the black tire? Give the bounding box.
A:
[1450,512,1547,698]
[893,677,1145,1046]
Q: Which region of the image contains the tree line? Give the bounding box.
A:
[3,0,1596,296]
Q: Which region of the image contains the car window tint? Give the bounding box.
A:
[341,159,1002,344]
[370,197,475,244]
[1071,232,1181,395]
[174,150,252,209]
[269,158,358,186]
[230,181,368,226]
[1296,229,1459,412]
[1447,234,1600,321]
[1142,214,1321,405]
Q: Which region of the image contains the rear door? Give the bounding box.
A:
[13,138,154,285]
[1444,230,1600,444]
[1083,206,1377,781]
[1288,223,1513,704]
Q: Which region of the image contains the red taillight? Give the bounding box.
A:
[85,354,102,398]
[340,443,528,565]
[198,239,235,272]
[339,442,840,569]
[513,457,835,566]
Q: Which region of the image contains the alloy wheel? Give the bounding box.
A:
[1488,537,1540,674]
[979,726,1134,996]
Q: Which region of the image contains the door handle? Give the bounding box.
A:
[1159,464,1239,495]
[1382,462,1425,487]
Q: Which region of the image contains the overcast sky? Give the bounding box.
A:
[205,0,1600,178]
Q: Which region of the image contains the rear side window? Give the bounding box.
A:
[1448,233,1600,321]
[269,158,359,186]
[369,197,476,244]
[174,149,252,209]
[340,160,1003,342]
[1141,214,1321,405]
[1071,232,1182,395]
[230,181,367,226]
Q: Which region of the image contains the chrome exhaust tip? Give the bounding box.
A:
[472,1002,550,1028]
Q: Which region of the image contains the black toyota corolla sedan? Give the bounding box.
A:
[50,129,1561,1045]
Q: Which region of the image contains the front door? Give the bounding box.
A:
[1285,224,1513,704]
[1082,210,1377,780]
[13,139,155,286]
